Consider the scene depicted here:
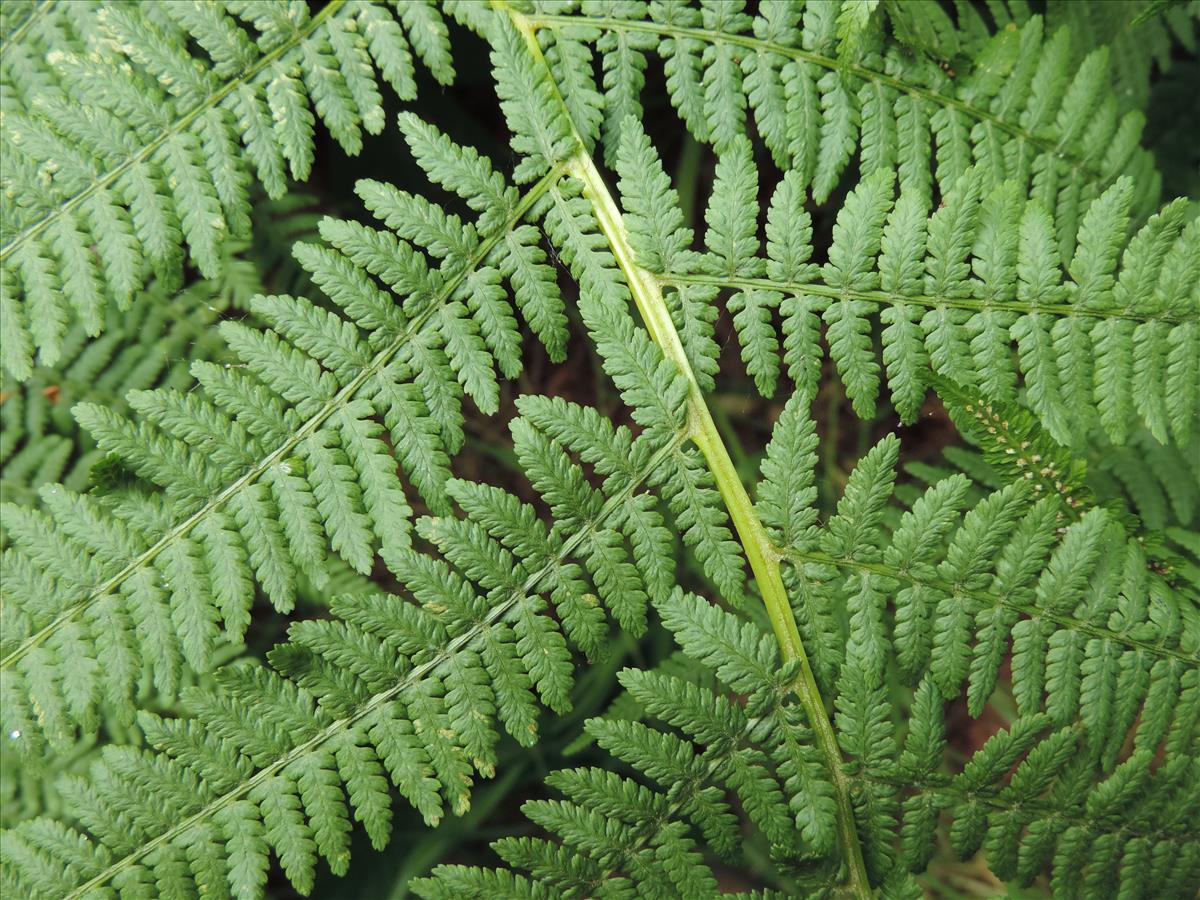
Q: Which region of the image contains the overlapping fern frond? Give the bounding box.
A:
[0,197,317,509]
[1047,0,1199,113]
[0,115,571,753]
[0,302,716,898]
[0,550,380,832]
[0,286,227,507]
[615,116,1198,448]
[414,583,1199,899]
[512,0,1161,230]
[903,385,1200,635]
[409,328,1200,898]
[1091,430,1200,537]
[0,0,455,379]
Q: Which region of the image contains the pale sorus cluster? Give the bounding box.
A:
[0,1,1197,899]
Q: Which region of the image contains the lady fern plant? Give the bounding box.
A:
[1,1,1198,898]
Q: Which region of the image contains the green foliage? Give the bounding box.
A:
[1047,0,1199,113]
[518,0,1162,219]
[413,410,1200,896]
[906,412,1200,624]
[1,0,455,379]
[6,223,1198,897]
[0,198,317,509]
[0,303,712,897]
[1,116,572,753]
[2,2,1198,899]
[616,119,1199,446]
[0,288,225,507]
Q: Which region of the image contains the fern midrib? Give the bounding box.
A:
[662,272,1187,325]
[62,431,689,899]
[0,159,570,674]
[500,5,871,894]
[0,0,346,263]
[778,547,1199,667]
[527,13,1111,185]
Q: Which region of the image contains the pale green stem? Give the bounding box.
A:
[503,6,873,895]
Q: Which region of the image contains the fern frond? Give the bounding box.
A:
[0,555,377,832]
[0,290,221,508]
[522,0,1161,222]
[407,339,1197,897]
[3,5,1197,897]
[472,18,1199,895]
[0,0,455,379]
[0,197,318,509]
[413,574,1198,898]
[1092,429,1200,534]
[0,117,570,750]
[616,120,1198,446]
[0,327,713,897]
[917,389,1200,637]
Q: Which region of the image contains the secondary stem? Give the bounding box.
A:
[501,6,873,894]
[661,271,1180,325]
